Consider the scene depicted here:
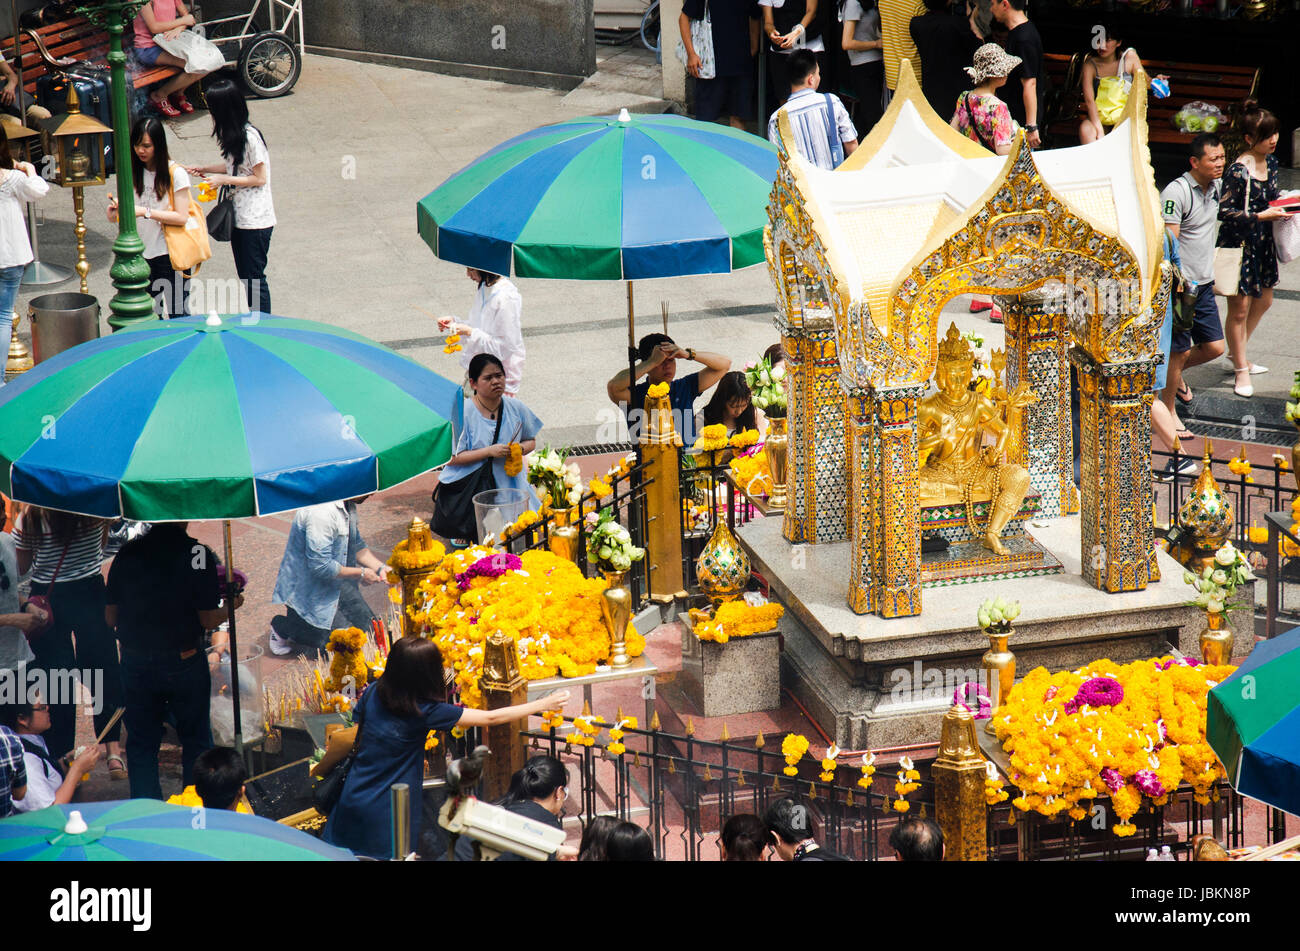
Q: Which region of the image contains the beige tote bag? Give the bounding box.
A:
[1213,174,1249,297]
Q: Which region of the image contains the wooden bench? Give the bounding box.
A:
[1043,51,1260,152]
[9,14,182,103]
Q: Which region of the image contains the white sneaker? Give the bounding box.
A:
[269,631,294,656]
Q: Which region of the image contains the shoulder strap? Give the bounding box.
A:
[18,736,63,780]
[492,403,504,443]
[49,538,71,586]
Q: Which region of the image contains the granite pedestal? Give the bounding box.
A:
[679,622,781,718]
[737,516,1204,748]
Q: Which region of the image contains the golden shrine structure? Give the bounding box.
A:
[736,62,1206,746]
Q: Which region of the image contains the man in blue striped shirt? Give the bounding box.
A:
[766,49,858,170]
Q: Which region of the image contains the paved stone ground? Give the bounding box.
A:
[17,47,1295,847]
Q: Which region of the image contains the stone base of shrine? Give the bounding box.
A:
[737,516,1203,749]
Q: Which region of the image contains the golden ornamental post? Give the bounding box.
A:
[932,704,989,861]
[641,386,686,604]
[394,517,442,638]
[478,631,529,802]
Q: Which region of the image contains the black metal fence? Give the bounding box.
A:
[508,716,1247,861]
[505,457,653,610]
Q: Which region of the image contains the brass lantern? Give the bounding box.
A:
[41,81,113,293]
[40,81,112,187]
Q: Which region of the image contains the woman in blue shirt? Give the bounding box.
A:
[437,353,543,513]
[319,636,569,859]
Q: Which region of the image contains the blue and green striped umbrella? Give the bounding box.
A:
[1207,625,1300,816]
[0,801,355,860]
[417,111,778,281]
[0,314,462,521]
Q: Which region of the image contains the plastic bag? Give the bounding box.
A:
[1172,101,1225,134]
[152,29,225,74]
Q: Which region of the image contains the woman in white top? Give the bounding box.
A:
[187,78,275,314]
[437,268,526,396]
[107,115,192,318]
[0,131,49,386]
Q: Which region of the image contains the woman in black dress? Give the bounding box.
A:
[1217,101,1294,398]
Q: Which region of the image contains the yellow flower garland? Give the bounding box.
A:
[388,538,447,572]
[781,733,809,777]
[993,657,1234,836]
[504,442,523,477]
[408,547,644,709]
[729,429,759,450]
[728,452,773,497]
[693,423,729,452]
[693,601,784,644]
[647,382,670,399]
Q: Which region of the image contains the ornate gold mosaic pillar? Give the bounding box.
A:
[848,383,925,617]
[782,319,850,544]
[1071,349,1160,592]
[1000,291,1077,518]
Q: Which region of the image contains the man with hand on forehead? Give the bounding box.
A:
[606,333,731,445]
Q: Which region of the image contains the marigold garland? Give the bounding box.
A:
[992,656,1235,836]
[646,381,670,399]
[388,538,447,572]
[858,752,876,790]
[425,730,439,752]
[728,451,773,497]
[443,333,462,354]
[324,627,368,693]
[819,744,840,783]
[781,733,809,777]
[504,442,523,477]
[693,601,784,644]
[729,429,759,450]
[693,423,729,452]
[408,547,642,708]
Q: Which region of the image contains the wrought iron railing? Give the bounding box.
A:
[505,458,654,610]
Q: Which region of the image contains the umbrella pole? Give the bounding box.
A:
[627,280,639,461]
[222,519,245,764]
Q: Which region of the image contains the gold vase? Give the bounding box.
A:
[764,415,789,508]
[697,519,750,606]
[600,570,632,669]
[981,627,1016,735]
[548,505,580,563]
[4,311,32,381]
[1199,611,1233,666]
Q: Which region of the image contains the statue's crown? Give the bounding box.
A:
[937,323,973,363]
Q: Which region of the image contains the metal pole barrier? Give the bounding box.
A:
[391,783,411,859]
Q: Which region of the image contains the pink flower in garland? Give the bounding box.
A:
[1133,769,1165,798]
[1064,676,1123,714]
[1099,767,1125,793]
[455,553,523,589]
[1044,686,1059,702]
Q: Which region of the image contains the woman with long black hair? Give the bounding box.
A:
[107,116,192,318]
[697,369,759,437]
[186,78,275,314]
[316,637,568,859]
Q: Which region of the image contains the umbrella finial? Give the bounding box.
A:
[64,810,88,835]
[206,313,222,327]
[618,108,631,123]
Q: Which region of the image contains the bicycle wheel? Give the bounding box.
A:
[238,31,301,98]
[640,1,660,53]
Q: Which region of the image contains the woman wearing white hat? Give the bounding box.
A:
[950,43,1022,157]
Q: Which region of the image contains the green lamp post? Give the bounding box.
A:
[77,1,155,330]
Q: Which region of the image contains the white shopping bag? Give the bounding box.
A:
[152,30,225,73]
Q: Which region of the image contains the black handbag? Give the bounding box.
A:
[312,713,365,815]
[205,186,236,242]
[431,406,503,541]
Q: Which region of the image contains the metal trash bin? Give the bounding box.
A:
[28,293,100,363]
